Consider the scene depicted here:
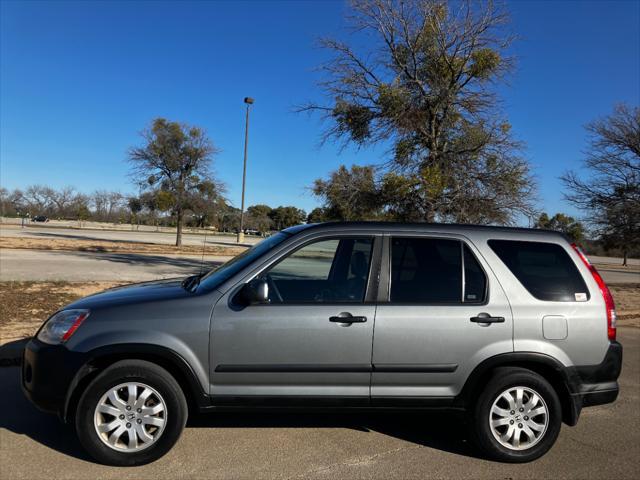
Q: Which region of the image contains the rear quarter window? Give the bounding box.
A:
[488,240,589,302]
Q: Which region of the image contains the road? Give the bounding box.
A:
[0,327,638,479]
[0,224,262,247]
[0,249,229,282]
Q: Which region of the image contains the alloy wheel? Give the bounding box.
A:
[93,382,167,452]
[489,386,549,451]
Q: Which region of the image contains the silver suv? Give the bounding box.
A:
[22,222,622,466]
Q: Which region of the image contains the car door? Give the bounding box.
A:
[210,234,380,404]
[371,234,513,402]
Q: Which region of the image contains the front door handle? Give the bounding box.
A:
[470,313,505,324]
[329,312,367,324]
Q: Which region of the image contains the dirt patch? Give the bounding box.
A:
[0,281,125,344]
[0,236,246,256]
[610,283,640,328]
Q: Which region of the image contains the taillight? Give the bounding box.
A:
[571,244,617,341]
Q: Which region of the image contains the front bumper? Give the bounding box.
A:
[22,338,85,419]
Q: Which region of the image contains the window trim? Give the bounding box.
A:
[230,234,381,307]
[383,235,489,306]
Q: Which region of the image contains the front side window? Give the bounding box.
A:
[390,237,487,304]
[262,237,374,303]
[488,240,589,302]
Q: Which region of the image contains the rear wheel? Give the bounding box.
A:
[75,360,187,466]
[473,367,562,462]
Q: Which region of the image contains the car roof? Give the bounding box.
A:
[282,221,566,240]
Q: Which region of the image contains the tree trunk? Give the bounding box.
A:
[623,249,628,267]
[176,210,183,247]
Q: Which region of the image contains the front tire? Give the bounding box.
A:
[473,367,562,462]
[75,360,188,466]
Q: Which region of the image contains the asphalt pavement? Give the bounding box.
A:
[0,248,229,282]
[0,327,638,479]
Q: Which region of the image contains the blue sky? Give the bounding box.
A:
[1,0,639,222]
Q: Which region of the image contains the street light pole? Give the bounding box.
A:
[237,97,254,243]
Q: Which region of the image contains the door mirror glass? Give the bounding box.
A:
[238,278,269,305]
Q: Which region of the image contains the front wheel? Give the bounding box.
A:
[473,367,562,462]
[75,360,188,466]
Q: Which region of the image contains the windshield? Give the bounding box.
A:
[197,232,291,291]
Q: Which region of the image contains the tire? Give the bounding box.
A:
[472,367,562,463]
[74,359,188,466]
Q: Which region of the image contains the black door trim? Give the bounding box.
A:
[215,364,372,373]
[215,363,458,373]
[373,363,458,373]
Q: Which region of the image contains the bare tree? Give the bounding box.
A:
[302,0,536,224]
[23,185,54,215]
[562,104,639,265]
[49,186,77,218]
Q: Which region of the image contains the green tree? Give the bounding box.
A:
[307,207,327,223]
[534,212,585,244]
[302,0,536,224]
[218,205,241,233]
[246,204,273,233]
[128,196,143,227]
[269,206,306,230]
[562,104,639,265]
[312,165,383,220]
[187,179,227,228]
[128,118,219,246]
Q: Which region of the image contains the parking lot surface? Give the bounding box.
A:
[1,328,638,480]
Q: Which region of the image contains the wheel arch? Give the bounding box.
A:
[63,344,210,423]
[457,352,581,426]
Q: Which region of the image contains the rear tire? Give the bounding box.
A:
[473,367,562,462]
[75,360,187,466]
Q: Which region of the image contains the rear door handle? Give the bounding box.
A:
[470,313,505,324]
[329,312,367,324]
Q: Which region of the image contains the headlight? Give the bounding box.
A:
[37,309,90,345]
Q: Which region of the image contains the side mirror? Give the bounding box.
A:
[238,278,269,305]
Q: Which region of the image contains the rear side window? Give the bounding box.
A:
[488,240,589,302]
[390,238,486,304]
[463,245,487,302]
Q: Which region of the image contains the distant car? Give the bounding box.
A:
[22,222,622,466]
[244,229,261,236]
[32,215,49,222]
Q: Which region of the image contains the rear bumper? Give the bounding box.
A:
[565,341,622,424]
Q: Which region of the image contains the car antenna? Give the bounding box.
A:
[199,229,208,277]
